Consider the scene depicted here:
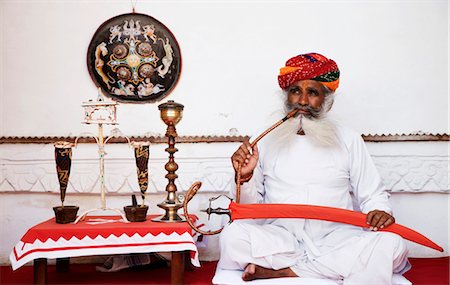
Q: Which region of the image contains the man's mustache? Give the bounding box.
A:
[285,102,322,118]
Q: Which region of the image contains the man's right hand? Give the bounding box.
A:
[231,140,259,180]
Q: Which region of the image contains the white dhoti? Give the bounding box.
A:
[218,220,410,284]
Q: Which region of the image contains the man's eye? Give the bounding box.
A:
[288,88,300,94]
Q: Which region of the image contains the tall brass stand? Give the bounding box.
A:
[153,100,185,222]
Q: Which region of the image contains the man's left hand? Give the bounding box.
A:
[366,210,395,231]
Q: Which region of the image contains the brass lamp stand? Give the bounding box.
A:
[152,100,185,222]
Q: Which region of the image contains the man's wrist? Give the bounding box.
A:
[235,172,253,185]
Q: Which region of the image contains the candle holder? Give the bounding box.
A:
[152,100,185,222]
[73,89,129,223]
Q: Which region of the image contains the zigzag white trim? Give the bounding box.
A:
[10,231,199,270]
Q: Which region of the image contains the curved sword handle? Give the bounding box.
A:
[183,182,229,235]
[201,195,233,221]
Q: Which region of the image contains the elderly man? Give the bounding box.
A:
[218,53,410,284]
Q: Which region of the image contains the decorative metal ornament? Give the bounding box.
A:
[54,141,74,206]
[87,13,182,103]
[53,141,79,224]
[131,141,150,205]
[82,90,118,125]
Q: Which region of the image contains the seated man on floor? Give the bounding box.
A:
[218,52,411,284]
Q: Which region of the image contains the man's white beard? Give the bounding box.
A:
[301,115,338,147]
[265,94,338,148]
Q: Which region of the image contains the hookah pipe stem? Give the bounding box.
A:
[235,109,299,203]
[183,109,299,235]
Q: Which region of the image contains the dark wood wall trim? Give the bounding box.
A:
[0,134,448,144]
[362,133,449,142]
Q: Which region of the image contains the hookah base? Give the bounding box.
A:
[152,203,186,223]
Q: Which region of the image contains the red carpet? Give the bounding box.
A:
[0,258,448,285]
[404,257,449,285]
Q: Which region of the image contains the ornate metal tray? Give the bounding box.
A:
[87,13,182,103]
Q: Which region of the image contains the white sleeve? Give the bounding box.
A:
[349,135,392,215]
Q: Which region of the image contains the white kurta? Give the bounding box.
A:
[219,125,410,284]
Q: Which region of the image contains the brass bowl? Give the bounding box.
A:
[53,206,79,224]
[158,100,184,126]
[124,205,149,222]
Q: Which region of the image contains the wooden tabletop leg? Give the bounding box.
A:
[56,257,70,273]
[184,250,194,271]
[34,258,47,285]
[171,251,185,285]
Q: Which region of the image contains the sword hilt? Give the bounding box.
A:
[201,195,232,221]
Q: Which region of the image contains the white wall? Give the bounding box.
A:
[0,0,448,137]
[0,0,448,266]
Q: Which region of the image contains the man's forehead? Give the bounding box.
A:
[290,80,324,89]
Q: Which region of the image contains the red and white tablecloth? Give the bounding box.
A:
[10,215,201,270]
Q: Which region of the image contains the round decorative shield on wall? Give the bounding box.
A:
[87,13,182,103]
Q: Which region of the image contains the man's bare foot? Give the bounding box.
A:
[242,264,297,281]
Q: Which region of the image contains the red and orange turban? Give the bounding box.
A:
[278,53,340,92]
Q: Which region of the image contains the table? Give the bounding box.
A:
[10,215,200,285]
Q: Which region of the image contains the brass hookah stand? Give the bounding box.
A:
[153,101,186,222]
[183,108,300,234]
